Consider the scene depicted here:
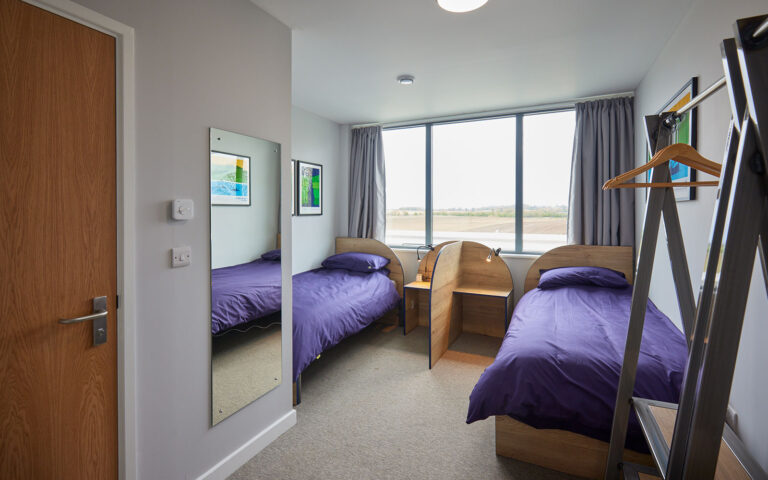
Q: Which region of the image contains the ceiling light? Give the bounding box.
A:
[397,74,415,85]
[437,0,488,13]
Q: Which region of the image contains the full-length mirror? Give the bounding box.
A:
[210,127,281,425]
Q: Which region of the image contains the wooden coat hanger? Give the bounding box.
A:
[603,143,721,190]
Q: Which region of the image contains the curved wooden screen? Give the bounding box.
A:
[418,241,456,281]
[459,241,514,290]
[428,242,463,368]
[523,245,634,293]
[335,237,405,297]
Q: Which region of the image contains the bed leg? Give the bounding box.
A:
[293,375,301,406]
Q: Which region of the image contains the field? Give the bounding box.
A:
[385,213,567,252]
[387,214,566,234]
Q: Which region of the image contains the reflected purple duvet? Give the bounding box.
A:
[292,268,400,382]
[211,259,282,335]
[466,285,687,451]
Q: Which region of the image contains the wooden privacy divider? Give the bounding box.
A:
[418,241,455,281]
[427,241,515,368]
[428,243,463,368]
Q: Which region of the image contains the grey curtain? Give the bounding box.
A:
[348,126,386,241]
[567,97,635,246]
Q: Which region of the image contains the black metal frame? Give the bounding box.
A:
[296,160,323,216]
[383,106,574,254]
[605,14,768,480]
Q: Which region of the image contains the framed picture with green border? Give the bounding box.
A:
[646,77,698,201]
[291,159,296,216]
[297,160,322,215]
[210,150,251,206]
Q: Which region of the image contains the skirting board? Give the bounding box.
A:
[195,409,296,480]
[495,415,653,479]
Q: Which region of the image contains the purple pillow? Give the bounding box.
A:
[321,252,390,273]
[538,266,628,289]
[261,249,281,261]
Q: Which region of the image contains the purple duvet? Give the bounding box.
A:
[211,259,282,335]
[466,284,687,451]
[292,268,400,381]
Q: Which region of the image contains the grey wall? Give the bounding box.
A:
[634,0,768,468]
[291,107,347,273]
[211,129,280,269]
[72,0,293,478]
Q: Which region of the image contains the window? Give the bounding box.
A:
[522,111,575,252]
[382,126,426,247]
[432,118,516,249]
[382,109,574,253]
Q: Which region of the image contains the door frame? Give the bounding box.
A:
[21,1,138,479]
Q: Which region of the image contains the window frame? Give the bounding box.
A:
[383,107,574,254]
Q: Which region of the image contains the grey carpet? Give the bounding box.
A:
[213,323,282,425]
[230,325,579,480]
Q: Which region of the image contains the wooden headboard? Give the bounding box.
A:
[335,237,405,298]
[523,245,634,293]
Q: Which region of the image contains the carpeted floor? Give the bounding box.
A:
[229,325,578,480]
[213,323,282,425]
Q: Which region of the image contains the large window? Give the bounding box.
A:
[383,110,575,253]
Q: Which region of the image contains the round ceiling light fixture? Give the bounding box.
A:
[397,74,415,85]
[437,0,488,13]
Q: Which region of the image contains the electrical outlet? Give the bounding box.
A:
[171,246,191,268]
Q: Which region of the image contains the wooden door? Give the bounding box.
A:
[0,0,118,478]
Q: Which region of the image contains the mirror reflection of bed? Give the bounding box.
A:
[209,127,282,426]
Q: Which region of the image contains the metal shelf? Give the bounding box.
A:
[631,397,766,480]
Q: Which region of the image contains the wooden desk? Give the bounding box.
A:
[403,241,515,368]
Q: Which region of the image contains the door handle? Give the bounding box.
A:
[59,296,108,346]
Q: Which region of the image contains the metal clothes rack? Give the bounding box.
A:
[604,14,768,480]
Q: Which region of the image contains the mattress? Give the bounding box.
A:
[292,267,401,382]
[466,284,687,451]
[211,259,282,335]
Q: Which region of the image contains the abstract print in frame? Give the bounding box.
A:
[647,77,698,201]
[297,161,322,215]
[211,151,251,206]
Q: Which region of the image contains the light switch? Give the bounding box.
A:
[171,246,192,267]
[172,199,194,220]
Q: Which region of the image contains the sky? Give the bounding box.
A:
[383,110,575,210]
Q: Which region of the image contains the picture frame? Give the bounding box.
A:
[210,150,251,206]
[291,159,296,216]
[296,160,323,215]
[646,77,698,201]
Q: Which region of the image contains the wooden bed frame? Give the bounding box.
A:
[494,245,653,479]
[293,237,405,405]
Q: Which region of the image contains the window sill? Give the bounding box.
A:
[391,246,542,260]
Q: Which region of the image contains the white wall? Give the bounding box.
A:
[211,129,280,269]
[634,0,768,468]
[72,0,294,478]
[291,107,347,273]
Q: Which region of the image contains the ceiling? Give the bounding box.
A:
[252,0,694,125]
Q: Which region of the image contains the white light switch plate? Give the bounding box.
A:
[172,199,194,220]
[171,246,191,267]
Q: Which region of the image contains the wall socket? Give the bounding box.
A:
[171,246,191,268]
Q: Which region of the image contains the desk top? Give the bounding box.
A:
[405,281,513,298]
[453,284,513,298]
[404,281,431,290]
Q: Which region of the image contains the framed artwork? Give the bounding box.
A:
[291,160,296,216]
[211,151,251,206]
[297,160,322,215]
[647,77,698,201]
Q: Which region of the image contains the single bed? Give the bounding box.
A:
[292,237,404,402]
[466,245,688,479]
[211,258,282,335]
